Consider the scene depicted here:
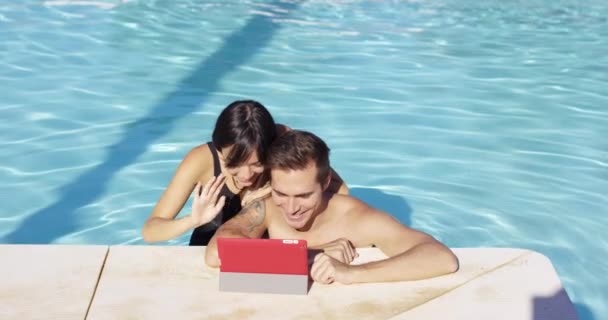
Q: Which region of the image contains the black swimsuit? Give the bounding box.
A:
[188,142,242,246]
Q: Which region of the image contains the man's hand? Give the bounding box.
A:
[314,238,358,264]
[190,174,226,228]
[310,253,352,285]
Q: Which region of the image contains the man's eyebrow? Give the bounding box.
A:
[272,189,313,197]
[272,188,287,196]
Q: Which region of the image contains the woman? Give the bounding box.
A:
[142,100,348,246]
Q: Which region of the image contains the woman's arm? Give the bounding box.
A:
[141,145,212,242]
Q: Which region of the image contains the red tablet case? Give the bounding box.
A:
[217,238,309,295]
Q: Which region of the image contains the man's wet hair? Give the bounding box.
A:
[267,130,330,184]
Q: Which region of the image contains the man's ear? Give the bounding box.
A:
[322,174,332,191]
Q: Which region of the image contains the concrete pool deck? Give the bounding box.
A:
[0,245,578,320]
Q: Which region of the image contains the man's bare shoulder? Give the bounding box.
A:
[328,194,427,250]
[327,193,403,230]
[327,193,373,215]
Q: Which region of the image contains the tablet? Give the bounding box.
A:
[217,238,309,295]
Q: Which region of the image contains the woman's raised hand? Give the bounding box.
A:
[190,174,226,228]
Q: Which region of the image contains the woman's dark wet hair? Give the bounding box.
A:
[212,100,277,168]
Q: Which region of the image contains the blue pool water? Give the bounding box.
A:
[1,0,606,318]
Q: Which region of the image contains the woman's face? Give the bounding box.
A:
[218,146,265,189]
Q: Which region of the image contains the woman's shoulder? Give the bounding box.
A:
[178,143,214,178]
[185,142,213,160]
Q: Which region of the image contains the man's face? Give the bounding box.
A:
[270,161,325,230]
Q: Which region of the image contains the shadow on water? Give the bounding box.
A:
[532,289,590,320]
[349,187,412,226]
[3,1,301,244]
[573,303,595,320]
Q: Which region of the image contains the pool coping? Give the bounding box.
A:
[0,245,579,320]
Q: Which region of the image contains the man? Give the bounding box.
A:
[205,130,459,284]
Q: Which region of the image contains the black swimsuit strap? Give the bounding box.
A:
[207,142,222,177]
[206,142,236,197]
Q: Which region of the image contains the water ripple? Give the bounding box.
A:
[2,1,607,318]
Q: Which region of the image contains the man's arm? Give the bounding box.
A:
[312,206,458,284]
[204,198,268,267]
[348,209,458,283]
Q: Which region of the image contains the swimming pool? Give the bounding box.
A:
[1,0,606,318]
